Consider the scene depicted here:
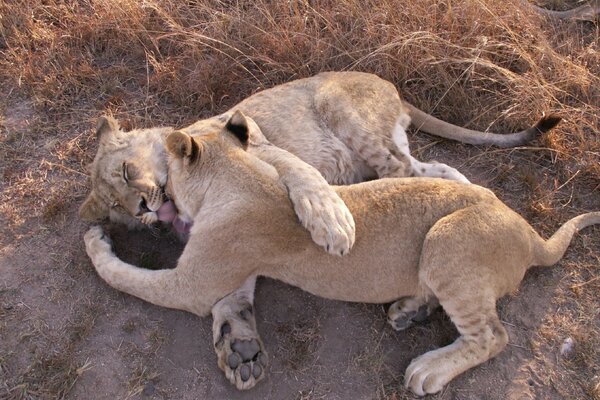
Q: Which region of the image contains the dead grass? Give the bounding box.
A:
[0,305,95,400]
[0,0,598,398]
[126,364,160,399]
[275,318,322,371]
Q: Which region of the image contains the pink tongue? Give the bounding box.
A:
[173,217,191,234]
[157,200,177,223]
[156,200,192,234]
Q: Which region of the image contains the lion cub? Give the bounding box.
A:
[84,111,599,396]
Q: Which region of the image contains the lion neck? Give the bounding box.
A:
[170,138,285,227]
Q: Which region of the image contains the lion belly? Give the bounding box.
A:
[259,178,498,304]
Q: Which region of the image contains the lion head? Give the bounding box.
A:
[79,116,172,229]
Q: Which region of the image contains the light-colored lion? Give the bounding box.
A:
[526,0,600,21]
[79,72,559,389]
[80,72,559,232]
[84,111,599,396]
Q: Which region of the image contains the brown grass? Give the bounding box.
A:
[0,0,598,398]
[0,301,95,400]
[275,318,322,371]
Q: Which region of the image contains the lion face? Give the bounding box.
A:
[80,113,254,229]
[79,116,171,229]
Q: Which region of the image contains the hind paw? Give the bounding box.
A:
[387,297,437,331]
[213,306,267,390]
[405,349,455,396]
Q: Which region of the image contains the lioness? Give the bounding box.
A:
[80,72,559,388]
[84,111,599,396]
[527,0,600,20]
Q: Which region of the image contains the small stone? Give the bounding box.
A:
[44,138,60,150]
[560,337,575,358]
[142,381,155,396]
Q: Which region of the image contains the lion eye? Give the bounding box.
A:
[122,162,129,183]
[139,198,149,212]
[111,201,120,208]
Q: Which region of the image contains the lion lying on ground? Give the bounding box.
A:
[84,111,599,396]
[526,0,600,21]
[80,72,559,389]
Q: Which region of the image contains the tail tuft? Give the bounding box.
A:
[534,115,562,134]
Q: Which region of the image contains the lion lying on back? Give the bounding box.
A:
[84,111,599,396]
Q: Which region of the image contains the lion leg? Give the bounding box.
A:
[249,137,355,256]
[391,120,470,183]
[404,299,507,396]
[346,128,413,179]
[387,296,439,331]
[211,276,268,390]
[84,226,199,314]
[404,208,511,396]
[410,159,470,184]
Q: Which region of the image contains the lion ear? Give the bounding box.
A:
[96,116,120,142]
[79,191,109,221]
[166,131,200,162]
[225,110,249,147]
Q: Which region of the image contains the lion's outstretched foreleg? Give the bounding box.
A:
[84,226,200,314]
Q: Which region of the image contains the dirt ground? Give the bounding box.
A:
[1,1,599,399]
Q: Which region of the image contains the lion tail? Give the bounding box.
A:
[406,102,561,148]
[532,212,600,267]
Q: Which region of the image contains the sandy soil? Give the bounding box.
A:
[1,127,598,399]
[1,1,599,398]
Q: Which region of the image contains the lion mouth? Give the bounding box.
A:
[156,200,192,234]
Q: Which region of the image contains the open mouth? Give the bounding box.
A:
[156,199,177,223]
[156,197,192,234]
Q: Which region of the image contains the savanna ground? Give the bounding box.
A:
[0,0,599,399]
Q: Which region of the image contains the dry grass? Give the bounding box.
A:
[126,364,160,399]
[1,0,598,230]
[0,301,95,400]
[275,318,322,371]
[0,0,598,398]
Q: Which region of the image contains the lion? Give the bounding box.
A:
[527,0,600,21]
[79,72,560,389]
[83,111,599,396]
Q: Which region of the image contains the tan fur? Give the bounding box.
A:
[80,72,558,230]
[526,0,600,21]
[80,72,559,390]
[84,113,599,396]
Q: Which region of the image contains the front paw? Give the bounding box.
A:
[139,211,159,225]
[213,309,268,390]
[291,188,355,256]
[84,226,114,262]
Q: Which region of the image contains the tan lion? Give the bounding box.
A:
[79,72,559,389]
[84,111,599,396]
[526,0,600,21]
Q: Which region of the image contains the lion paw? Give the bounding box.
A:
[139,211,159,225]
[404,350,454,396]
[213,309,268,390]
[84,226,114,262]
[291,188,355,256]
[387,297,436,331]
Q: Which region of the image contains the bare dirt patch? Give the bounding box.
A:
[1,1,598,399]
